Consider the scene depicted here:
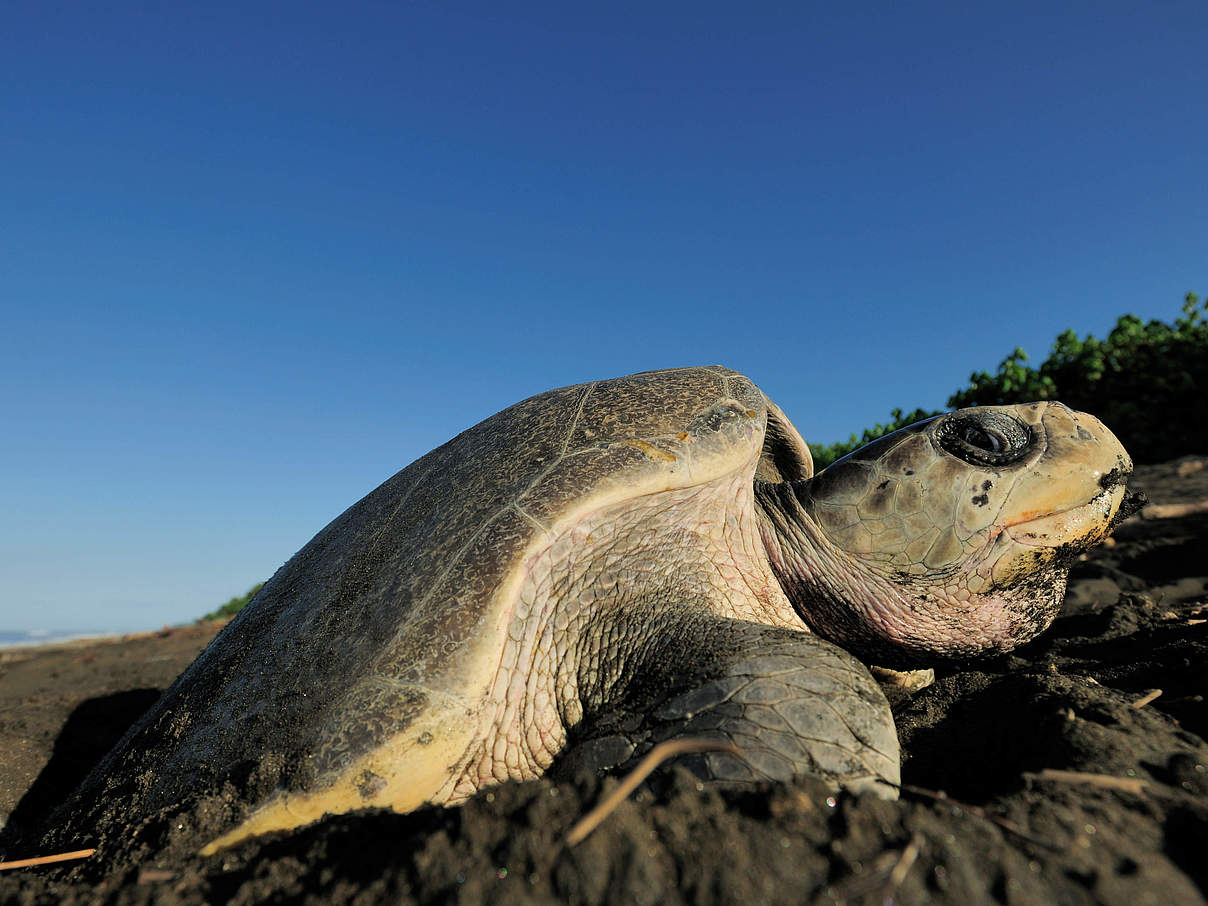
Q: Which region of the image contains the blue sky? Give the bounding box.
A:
[2,2,1204,633]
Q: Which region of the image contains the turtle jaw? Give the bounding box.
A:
[1002,484,1126,550]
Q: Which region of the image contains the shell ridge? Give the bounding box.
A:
[388,503,513,649]
[497,384,600,510]
[395,386,607,629]
[389,375,732,658]
[719,369,735,400]
[513,502,551,534]
[559,381,598,457]
[352,459,441,584]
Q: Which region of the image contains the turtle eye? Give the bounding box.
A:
[938,412,1032,466]
[962,424,1004,454]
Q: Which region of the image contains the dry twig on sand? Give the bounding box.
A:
[1131,688,1163,708]
[566,738,740,846]
[878,834,921,903]
[1140,499,1208,519]
[0,849,96,871]
[1023,768,1148,796]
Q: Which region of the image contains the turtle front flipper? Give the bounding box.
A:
[560,617,900,797]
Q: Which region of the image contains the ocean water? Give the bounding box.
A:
[0,629,120,649]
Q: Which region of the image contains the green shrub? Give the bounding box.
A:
[201,582,265,622]
[809,407,941,469]
[811,292,1206,468]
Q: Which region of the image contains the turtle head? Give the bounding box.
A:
[760,402,1136,665]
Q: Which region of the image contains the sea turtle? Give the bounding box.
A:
[59,367,1134,856]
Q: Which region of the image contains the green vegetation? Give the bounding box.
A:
[810,292,1207,468]
[201,582,265,622]
[808,406,943,471]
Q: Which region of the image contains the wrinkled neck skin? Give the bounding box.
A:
[753,480,1065,668]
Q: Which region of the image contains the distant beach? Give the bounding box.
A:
[0,629,124,649]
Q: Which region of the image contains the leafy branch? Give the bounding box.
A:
[811,292,1206,467]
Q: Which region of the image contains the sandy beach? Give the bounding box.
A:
[1,457,1205,905]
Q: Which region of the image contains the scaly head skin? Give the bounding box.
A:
[757,402,1137,665]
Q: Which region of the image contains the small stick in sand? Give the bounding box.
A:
[1024,769,1148,796]
[1140,500,1208,520]
[0,848,96,871]
[566,738,739,846]
[1131,688,1163,709]
[137,868,176,883]
[877,834,921,903]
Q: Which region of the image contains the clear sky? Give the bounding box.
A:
[2,1,1204,633]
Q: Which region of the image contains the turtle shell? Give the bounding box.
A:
[63,366,813,852]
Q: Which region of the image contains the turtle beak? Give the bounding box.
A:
[1109,488,1147,528]
[995,403,1133,549]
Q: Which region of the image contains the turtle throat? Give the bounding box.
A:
[753,480,906,657]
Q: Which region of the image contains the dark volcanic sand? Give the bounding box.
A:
[1,458,1206,905]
